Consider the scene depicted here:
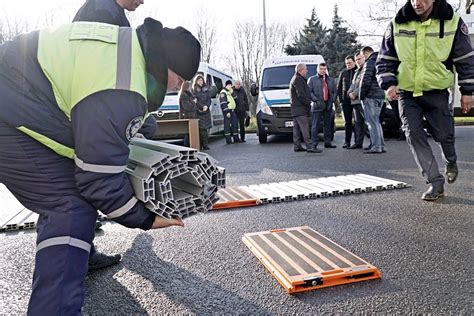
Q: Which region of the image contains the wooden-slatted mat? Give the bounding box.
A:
[242,226,382,293]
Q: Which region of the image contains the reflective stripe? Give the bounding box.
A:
[453,51,474,63]
[17,126,75,159]
[37,236,91,253]
[116,27,132,90]
[378,54,399,61]
[107,197,138,219]
[458,79,474,84]
[74,155,127,174]
[377,72,396,78]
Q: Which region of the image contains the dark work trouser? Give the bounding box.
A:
[293,115,313,150]
[353,103,366,146]
[235,111,247,141]
[390,100,404,137]
[399,90,456,185]
[311,107,332,147]
[0,121,97,315]
[223,111,239,143]
[199,128,209,147]
[342,100,354,144]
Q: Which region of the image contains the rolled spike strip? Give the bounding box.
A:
[155,180,173,204]
[128,145,172,170]
[131,138,198,162]
[171,178,203,196]
[216,167,226,188]
[127,172,155,203]
[168,161,189,179]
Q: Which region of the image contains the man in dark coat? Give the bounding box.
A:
[308,62,337,150]
[359,46,386,154]
[289,63,318,153]
[347,52,367,149]
[220,80,239,144]
[0,18,200,314]
[73,0,144,26]
[337,56,357,148]
[193,74,212,150]
[233,80,249,142]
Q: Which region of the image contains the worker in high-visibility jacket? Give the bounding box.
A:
[219,80,240,144]
[376,0,474,201]
[0,18,200,315]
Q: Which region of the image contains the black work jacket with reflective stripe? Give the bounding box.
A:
[0,30,156,230]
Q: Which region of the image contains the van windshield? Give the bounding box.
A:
[261,64,318,91]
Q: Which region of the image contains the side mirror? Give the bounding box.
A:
[250,83,259,97]
[209,86,218,98]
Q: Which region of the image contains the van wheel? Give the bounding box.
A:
[259,133,268,144]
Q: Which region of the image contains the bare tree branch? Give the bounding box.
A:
[194,8,217,64]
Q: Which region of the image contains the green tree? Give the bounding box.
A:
[284,8,327,55]
[323,4,361,77]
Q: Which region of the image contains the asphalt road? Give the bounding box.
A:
[1,127,473,314]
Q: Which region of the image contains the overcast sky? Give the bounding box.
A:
[0,0,465,69]
[0,0,399,37]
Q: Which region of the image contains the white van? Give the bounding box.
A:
[251,55,329,143]
[153,62,233,135]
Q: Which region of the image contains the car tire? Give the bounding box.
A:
[258,133,268,144]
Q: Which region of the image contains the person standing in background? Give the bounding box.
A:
[233,80,250,143]
[179,81,198,147]
[337,55,357,148]
[359,46,386,154]
[308,63,337,150]
[193,75,212,150]
[220,80,240,144]
[289,64,318,153]
[73,0,144,26]
[347,52,367,149]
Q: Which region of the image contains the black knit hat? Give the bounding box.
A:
[137,18,201,111]
[162,27,201,80]
[225,80,233,87]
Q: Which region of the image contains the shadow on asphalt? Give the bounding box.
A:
[433,196,474,206]
[95,234,271,314]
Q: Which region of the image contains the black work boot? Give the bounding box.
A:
[88,252,122,271]
[421,183,444,201]
[445,162,458,184]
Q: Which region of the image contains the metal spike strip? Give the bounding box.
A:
[212,174,409,210]
[0,209,39,232]
[127,139,224,220]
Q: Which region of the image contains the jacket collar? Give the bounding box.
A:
[395,0,453,24]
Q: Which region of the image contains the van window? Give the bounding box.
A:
[213,76,224,92]
[261,64,317,91]
[206,74,213,86]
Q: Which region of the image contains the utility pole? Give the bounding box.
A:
[263,0,268,59]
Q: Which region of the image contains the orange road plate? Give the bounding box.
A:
[242,226,381,293]
[212,187,259,210]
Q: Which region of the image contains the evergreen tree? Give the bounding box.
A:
[284,8,327,56]
[323,5,361,77]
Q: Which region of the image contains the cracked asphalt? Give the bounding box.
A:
[1,126,473,314]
